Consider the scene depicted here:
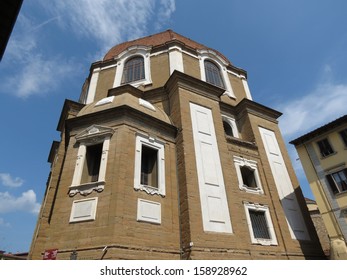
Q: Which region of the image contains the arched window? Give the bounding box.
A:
[223,120,234,137]
[204,60,225,88]
[122,56,145,84]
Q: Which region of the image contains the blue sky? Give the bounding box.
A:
[1,0,347,253]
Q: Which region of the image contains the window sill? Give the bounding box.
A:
[69,181,105,197]
[123,79,152,88]
[252,238,277,246]
[134,184,165,197]
[239,184,264,195]
[320,151,337,159]
[334,190,347,197]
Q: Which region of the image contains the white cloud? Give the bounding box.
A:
[1,14,79,98]
[0,190,41,214]
[278,81,347,139]
[0,173,24,188]
[42,0,175,51]
[155,0,176,30]
[3,54,77,99]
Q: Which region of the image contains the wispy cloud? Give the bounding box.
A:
[155,0,176,31]
[278,80,347,139]
[0,14,79,98]
[2,1,176,99]
[42,0,176,52]
[0,190,41,214]
[0,173,24,188]
[2,54,77,99]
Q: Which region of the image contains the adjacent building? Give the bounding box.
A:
[29,30,324,260]
[291,115,347,259]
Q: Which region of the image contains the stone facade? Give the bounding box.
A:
[29,30,325,260]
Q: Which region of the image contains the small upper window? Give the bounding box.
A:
[317,138,334,157]
[234,156,263,194]
[122,56,145,84]
[223,120,234,137]
[204,60,225,89]
[241,166,258,189]
[339,128,347,147]
[326,169,347,195]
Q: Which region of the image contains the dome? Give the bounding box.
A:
[103,29,232,65]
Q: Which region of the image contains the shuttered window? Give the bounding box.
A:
[327,169,347,194]
[317,138,334,157]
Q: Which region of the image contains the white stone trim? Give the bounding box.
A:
[259,127,310,240]
[233,156,264,194]
[243,202,278,246]
[69,197,98,223]
[198,49,235,98]
[86,67,101,104]
[113,46,152,88]
[139,98,156,111]
[95,96,114,107]
[240,75,253,100]
[134,134,166,196]
[222,115,239,138]
[137,198,161,224]
[168,45,184,74]
[190,103,233,233]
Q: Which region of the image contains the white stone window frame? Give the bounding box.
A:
[234,156,264,194]
[198,49,235,98]
[113,45,152,88]
[69,197,98,223]
[222,115,239,138]
[69,125,114,197]
[243,202,278,246]
[134,134,166,197]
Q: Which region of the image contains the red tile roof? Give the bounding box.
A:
[103,29,231,65]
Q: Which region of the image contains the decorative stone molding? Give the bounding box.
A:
[234,156,264,195]
[69,181,105,197]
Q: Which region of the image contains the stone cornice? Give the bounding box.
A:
[65,105,177,140]
[57,99,85,132]
[220,98,282,123]
[165,70,224,102]
[107,84,143,99]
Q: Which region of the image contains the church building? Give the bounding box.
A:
[29,30,324,259]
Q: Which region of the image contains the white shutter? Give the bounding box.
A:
[190,103,232,233]
[259,127,309,240]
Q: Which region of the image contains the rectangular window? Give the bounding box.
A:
[249,210,271,239]
[326,169,347,194]
[134,134,165,196]
[81,143,103,184]
[141,145,158,188]
[339,129,347,147]
[317,138,334,157]
[234,156,263,194]
[244,202,277,245]
[241,166,258,189]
